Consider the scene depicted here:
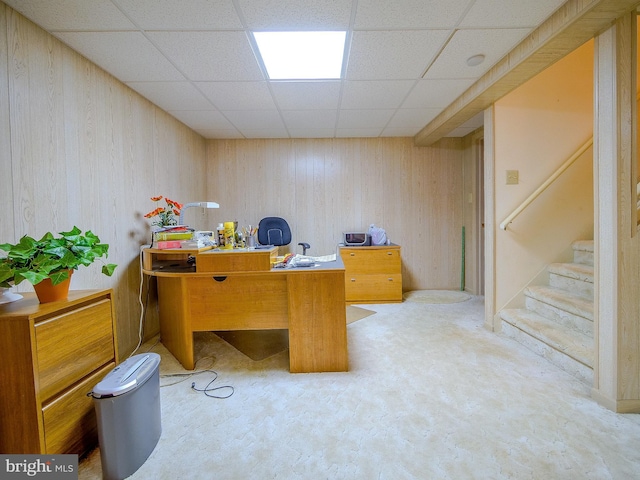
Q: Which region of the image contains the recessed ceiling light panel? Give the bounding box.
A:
[254,31,346,80]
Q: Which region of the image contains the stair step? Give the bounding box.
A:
[500,308,594,384]
[548,262,594,299]
[572,240,594,266]
[525,285,593,336]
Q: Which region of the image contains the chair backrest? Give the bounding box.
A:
[258,217,291,246]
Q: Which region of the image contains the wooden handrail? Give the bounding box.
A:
[500,137,594,230]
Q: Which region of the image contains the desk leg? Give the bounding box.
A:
[157,276,195,370]
[287,271,348,373]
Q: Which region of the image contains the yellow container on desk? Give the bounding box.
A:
[222,221,235,249]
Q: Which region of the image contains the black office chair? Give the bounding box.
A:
[257,216,310,254]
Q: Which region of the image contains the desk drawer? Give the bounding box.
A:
[196,250,275,273]
[345,274,402,302]
[188,275,289,330]
[341,248,401,274]
[35,299,115,402]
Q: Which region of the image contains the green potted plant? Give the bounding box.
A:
[0,226,117,303]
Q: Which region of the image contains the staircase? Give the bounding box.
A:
[499,240,594,384]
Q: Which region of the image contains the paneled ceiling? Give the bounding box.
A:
[4,0,567,139]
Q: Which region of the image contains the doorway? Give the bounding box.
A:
[475,136,485,296]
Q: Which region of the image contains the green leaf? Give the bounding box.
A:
[48,269,70,286]
[102,264,117,276]
[43,245,69,259]
[37,232,55,243]
[21,271,49,285]
[58,226,81,238]
[0,263,14,284]
[9,236,38,260]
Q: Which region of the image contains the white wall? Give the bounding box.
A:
[492,40,595,311]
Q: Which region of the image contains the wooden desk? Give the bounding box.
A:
[142,247,348,373]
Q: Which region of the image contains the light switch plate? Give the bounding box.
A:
[506,170,519,185]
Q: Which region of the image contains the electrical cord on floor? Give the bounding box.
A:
[190,371,234,399]
[129,245,234,399]
[156,355,234,399]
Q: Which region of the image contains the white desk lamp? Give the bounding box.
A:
[179,202,220,226]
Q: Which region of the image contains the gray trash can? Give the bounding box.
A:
[91,353,162,480]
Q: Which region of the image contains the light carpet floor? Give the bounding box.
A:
[403,289,472,304]
[80,296,640,479]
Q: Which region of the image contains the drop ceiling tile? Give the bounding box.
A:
[459,0,565,28]
[126,82,215,111]
[116,0,243,30]
[168,110,236,130]
[4,0,555,140]
[335,128,383,138]
[402,78,475,109]
[223,110,286,131]
[380,127,421,137]
[3,0,135,31]
[337,109,395,129]
[424,28,531,79]
[196,82,276,110]
[237,0,353,30]
[54,32,185,81]
[241,128,290,138]
[194,128,244,139]
[354,0,472,29]
[288,128,336,138]
[347,30,450,80]
[281,110,338,130]
[341,80,415,110]
[147,31,264,81]
[271,82,341,110]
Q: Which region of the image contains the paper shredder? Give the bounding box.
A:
[91,353,162,480]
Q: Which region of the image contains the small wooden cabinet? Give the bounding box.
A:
[340,244,403,303]
[0,289,118,454]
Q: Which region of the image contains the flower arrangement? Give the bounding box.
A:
[144,196,183,228]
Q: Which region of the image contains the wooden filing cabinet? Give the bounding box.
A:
[0,289,118,455]
[340,244,402,303]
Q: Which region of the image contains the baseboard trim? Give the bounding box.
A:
[591,388,640,413]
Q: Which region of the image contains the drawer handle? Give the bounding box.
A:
[213,276,227,282]
[350,253,355,256]
[388,278,393,281]
[350,278,356,282]
[387,252,393,255]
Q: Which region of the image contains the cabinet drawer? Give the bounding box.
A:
[42,362,114,454]
[35,299,115,402]
[341,249,401,274]
[345,274,403,302]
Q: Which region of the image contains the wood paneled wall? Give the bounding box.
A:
[593,12,640,412]
[206,137,466,292]
[1,5,208,358]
